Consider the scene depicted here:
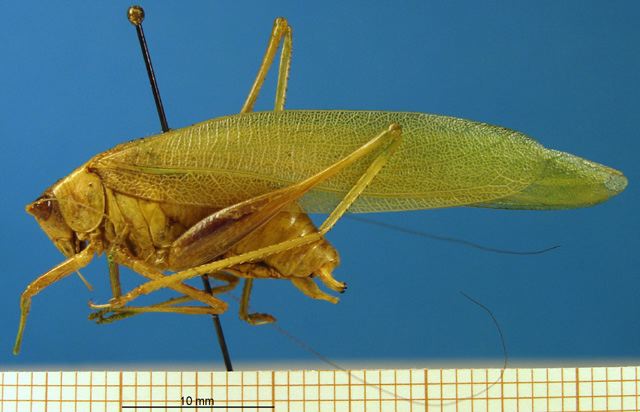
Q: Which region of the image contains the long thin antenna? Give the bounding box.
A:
[127,5,234,372]
[347,215,560,255]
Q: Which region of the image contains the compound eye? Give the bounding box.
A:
[28,197,53,220]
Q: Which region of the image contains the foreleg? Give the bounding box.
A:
[14,246,96,354]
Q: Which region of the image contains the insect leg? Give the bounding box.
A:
[290,277,339,303]
[13,245,96,354]
[207,271,240,294]
[91,271,236,323]
[241,17,292,113]
[90,270,239,324]
[109,123,403,307]
[90,247,228,312]
[239,279,276,325]
[90,295,193,324]
[113,248,228,310]
[90,295,226,325]
[107,250,122,298]
[111,305,222,315]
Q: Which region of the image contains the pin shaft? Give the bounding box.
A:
[131,18,169,132]
[128,5,233,371]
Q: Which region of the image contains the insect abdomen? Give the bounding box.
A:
[228,204,339,279]
[102,187,336,278]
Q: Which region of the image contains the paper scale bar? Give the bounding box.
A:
[0,367,638,411]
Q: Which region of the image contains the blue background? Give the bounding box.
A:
[1,1,638,367]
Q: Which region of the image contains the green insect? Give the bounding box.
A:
[15,17,627,354]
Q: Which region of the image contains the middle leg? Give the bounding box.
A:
[239,279,276,325]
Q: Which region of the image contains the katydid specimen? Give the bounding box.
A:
[14,17,627,354]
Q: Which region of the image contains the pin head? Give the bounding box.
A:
[128,5,145,26]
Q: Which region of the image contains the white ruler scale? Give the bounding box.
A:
[1,366,639,411]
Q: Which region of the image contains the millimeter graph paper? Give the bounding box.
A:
[1,366,639,412]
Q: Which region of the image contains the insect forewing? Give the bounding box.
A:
[91,110,624,212]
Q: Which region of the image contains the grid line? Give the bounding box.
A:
[89,370,93,412]
[575,367,579,412]
[605,366,609,411]
[379,369,382,412]
[424,368,428,411]
[361,369,364,411]
[561,366,565,412]
[500,367,504,411]
[440,368,444,410]
[29,370,32,412]
[469,368,473,412]
[118,370,122,411]
[394,368,398,411]
[333,369,336,411]
[1,378,638,389]
[72,371,76,412]
[547,368,550,412]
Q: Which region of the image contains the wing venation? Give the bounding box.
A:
[91,110,547,212]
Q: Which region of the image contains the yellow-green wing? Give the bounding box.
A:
[91,110,626,212]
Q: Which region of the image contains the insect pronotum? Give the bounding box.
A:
[14,16,627,354]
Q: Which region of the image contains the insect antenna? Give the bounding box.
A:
[347,215,560,255]
[231,290,508,407]
[126,5,233,371]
